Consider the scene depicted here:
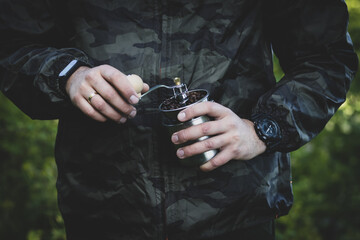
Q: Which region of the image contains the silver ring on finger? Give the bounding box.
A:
[87,91,98,103]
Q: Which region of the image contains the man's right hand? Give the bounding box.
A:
[65,64,149,123]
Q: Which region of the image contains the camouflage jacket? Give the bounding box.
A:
[0,0,358,239]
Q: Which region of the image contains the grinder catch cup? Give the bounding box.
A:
[158,78,218,166]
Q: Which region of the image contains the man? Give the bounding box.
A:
[0,0,358,239]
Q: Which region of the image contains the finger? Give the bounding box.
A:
[77,97,107,122]
[99,65,139,104]
[142,83,150,93]
[172,120,226,144]
[176,134,228,159]
[92,80,136,118]
[88,92,129,123]
[199,148,233,172]
[177,101,230,122]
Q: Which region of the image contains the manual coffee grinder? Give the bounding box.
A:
[142,77,217,166]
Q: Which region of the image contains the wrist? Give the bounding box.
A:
[65,66,90,95]
[244,119,267,155]
[58,59,91,97]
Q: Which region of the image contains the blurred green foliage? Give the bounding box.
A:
[0,95,65,239]
[0,1,360,239]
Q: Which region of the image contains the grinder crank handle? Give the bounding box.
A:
[140,84,177,99]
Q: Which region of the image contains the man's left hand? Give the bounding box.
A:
[171,101,266,172]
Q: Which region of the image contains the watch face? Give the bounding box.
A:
[259,119,280,139]
[253,115,282,151]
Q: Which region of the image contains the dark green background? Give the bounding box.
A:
[1,1,359,239]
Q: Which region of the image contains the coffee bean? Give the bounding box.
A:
[161,91,207,110]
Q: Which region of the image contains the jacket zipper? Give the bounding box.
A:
[153,0,169,239]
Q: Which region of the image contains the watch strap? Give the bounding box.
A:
[58,59,90,97]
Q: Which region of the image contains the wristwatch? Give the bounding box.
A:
[252,114,282,152]
[58,59,90,96]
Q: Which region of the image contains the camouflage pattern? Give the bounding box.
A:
[0,0,358,239]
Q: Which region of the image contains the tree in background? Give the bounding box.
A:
[0,1,359,239]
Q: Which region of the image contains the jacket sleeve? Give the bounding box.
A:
[0,0,93,120]
[254,0,358,152]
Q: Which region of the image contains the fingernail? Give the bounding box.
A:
[177,149,184,158]
[119,118,127,124]
[130,95,139,104]
[178,112,186,121]
[129,110,137,118]
[172,134,179,143]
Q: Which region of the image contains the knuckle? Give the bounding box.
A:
[211,157,224,168]
[109,71,122,80]
[95,101,106,111]
[201,123,211,135]
[98,64,108,69]
[225,117,238,129]
[96,64,110,73]
[103,90,117,100]
[182,146,190,156]
[184,108,193,118]
[85,72,96,83]
[85,107,96,117]
[178,130,189,142]
[228,121,237,129]
[210,160,219,168]
[186,144,198,155]
[231,145,242,157]
[78,81,88,92]
[203,139,215,150]
[208,102,219,112]
[232,134,241,143]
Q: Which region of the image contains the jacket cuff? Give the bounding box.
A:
[37,50,94,102]
[52,55,78,98]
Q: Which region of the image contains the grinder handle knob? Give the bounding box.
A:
[127,74,144,97]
